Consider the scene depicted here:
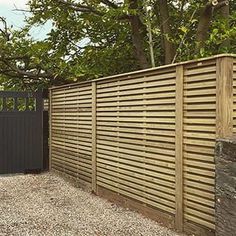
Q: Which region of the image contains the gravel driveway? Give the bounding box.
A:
[0,173,182,236]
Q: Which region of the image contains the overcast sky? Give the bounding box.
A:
[0,0,28,8]
[0,0,51,39]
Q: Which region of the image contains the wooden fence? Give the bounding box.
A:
[49,54,236,236]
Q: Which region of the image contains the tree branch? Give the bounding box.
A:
[0,17,10,40]
[1,58,53,80]
[101,0,119,9]
[57,0,104,16]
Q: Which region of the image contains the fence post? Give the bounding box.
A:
[175,65,184,231]
[216,56,233,138]
[92,81,97,193]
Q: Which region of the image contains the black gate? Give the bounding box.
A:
[0,91,47,174]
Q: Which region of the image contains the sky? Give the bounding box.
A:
[0,0,51,40]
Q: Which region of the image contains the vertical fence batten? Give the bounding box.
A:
[92,82,97,193]
[49,89,52,171]
[175,65,184,231]
[49,54,236,236]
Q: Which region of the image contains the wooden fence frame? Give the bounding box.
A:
[49,54,236,236]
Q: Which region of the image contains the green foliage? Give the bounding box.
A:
[0,0,235,89]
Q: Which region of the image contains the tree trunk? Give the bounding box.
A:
[220,0,230,48]
[195,3,213,53]
[195,1,229,54]
[156,0,175,64]
[128,0,149,69]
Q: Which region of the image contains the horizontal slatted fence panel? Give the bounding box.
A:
[233,60,236,133]
[183,60,216,230]
[51,83,93,189]
[50,55,236,236]
[96,68,176,214]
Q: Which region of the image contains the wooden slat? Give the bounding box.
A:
[97,79,176,93]
[184,214,215,230]
[97,181,175,214]
[96,72,176,89]
[97,166,174,194]
[97,162,175,189]
[97,172,175,202]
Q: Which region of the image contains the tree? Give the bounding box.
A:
[0,0,235,88]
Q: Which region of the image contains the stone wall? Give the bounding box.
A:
[215,138,236,236]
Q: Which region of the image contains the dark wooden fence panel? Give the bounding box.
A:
[0,91,45,174]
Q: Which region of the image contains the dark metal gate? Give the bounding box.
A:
[0,91,45,174]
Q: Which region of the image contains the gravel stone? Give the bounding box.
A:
[0,173,183,236]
